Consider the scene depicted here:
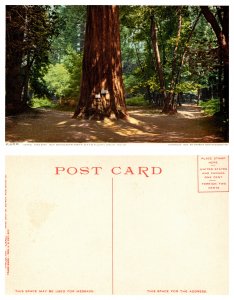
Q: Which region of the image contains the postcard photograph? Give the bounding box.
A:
[5,4,229,143]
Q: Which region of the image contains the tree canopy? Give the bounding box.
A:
[5,5,228,121]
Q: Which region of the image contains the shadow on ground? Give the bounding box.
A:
[5,104,227,143]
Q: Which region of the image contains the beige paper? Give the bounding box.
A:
[5,155,228,295]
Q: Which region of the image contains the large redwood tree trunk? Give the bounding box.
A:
[73,5,127,120]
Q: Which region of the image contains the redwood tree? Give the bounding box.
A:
[6,6,59,114]
[73,5,127,120]
[200,6,229,116]
[6,6,25,113]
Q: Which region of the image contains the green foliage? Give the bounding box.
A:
[123,74,136,93]
[44,63,71,98]
[8,5,223,113]
[43,47,83,99]
[199,98,220,115]
[145,75,160,92]
[176,81,202,94]
[62,47,83,98]
[30,97,56,108]
[50,5,86,62]
[123,74,142,94]
[120,5,221,108]
[6,5,61,106]
[126,96,147,106]
[121,6,201,98]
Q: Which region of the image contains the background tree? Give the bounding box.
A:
[73,5,127,120]
[6,6,25,113]
[120,5,227,115]
[6,4,228,123]
[50,5,86,63]
[200,6,229,116]
[5,5,59,114]
[120,6,161,105]
[120,6,198,111]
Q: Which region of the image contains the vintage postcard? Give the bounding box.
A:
[5,155,229,295]
[2,2,232,300]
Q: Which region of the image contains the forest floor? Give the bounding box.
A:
[5,103,227,143]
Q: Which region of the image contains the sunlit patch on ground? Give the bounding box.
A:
[5,104,226,143]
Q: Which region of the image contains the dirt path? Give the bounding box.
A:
[5,104,225,143]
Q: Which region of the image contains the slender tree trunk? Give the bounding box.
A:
[73,5,127,120]
[134,42,144,73]
[79,20,85,52]
[134,42,153,104]
[174,11,202,94]
[162,11,182,113]
[150,15,167,103]
[22,51,31,105]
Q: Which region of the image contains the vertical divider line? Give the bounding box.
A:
[112,177,114,295]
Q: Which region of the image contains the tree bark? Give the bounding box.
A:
[73,5,127,120]
[150,15,167,103]
[200,6,229,116]
[5,6,26,114]
[162,11,182,113]
[170,12,182,91]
